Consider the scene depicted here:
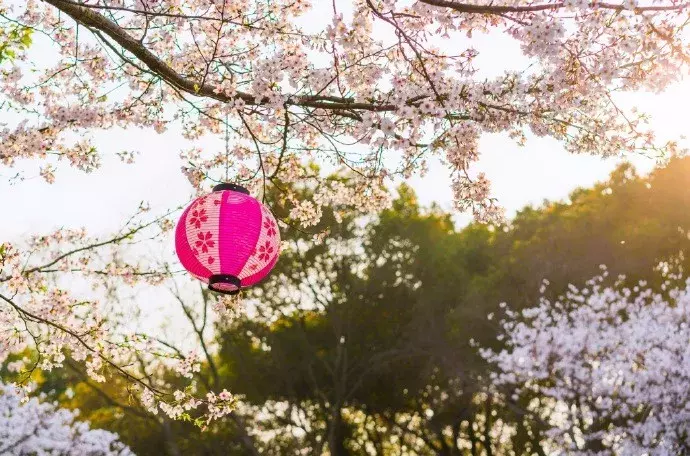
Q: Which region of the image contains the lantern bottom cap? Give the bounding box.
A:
[208,274,241,295]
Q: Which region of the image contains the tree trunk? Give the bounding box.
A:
[161,418,181,456]
[328,406,348,456]
[468,419,479,456]
[483,396,494,456]
[230,411,261,456]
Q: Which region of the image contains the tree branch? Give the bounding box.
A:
[0,292,161,395]
[41,0,428,114]
[64,358,156,422]
[418,0,690,14]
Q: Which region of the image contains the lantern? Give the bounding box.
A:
[175,183,281,295]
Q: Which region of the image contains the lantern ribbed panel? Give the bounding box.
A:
[184,192,222,273]
[175,187,281,294]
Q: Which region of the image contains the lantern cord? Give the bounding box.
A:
[224,113,230,182]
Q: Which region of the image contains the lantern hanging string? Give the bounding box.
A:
[224,113,230,182]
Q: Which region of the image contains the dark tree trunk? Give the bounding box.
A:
[483,396,494,456]
[161,419,181,456]
[468,419,479,456]
[328,406,349,456]
[230,411,261,456]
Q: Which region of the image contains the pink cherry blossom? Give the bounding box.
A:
[0,383,133,455]
[484,261,690,454]
[189,208,208,228]
[257,241,275,262]
[195,231,215,253]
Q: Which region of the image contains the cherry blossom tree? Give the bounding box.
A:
[0,382,133,455]
[1,0,688,220]
[483,264,690,455]
[0,0,689,427]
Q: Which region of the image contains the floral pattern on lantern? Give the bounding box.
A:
[175,184,281,294]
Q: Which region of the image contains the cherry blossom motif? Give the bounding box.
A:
[207,256,214,264]
[263,218,277,238]
[195,232,215,253]
[257,241,274,262]
[189,208,208,228]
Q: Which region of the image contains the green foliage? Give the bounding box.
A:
[0,23,31,63]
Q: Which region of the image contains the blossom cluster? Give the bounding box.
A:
[0,382,133,455]
[484,266,690,454]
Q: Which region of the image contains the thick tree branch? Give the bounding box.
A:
[41,0,407,114]
[51,0,241,23]
[418,0,690,14]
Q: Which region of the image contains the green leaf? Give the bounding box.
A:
[21,30,32,47]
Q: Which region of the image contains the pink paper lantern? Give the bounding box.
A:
[175,183,281,295]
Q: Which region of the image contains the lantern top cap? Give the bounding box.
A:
[212,183,250,194]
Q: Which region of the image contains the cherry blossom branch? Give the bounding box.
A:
[1,210,176,281]
[418,0,690,14]
[63,357,156,422]
[50,0,243,24]
[269,108,291,180]
[169,284,220,387]
[0,426,43,455]
[40,0,434,115]
[0,292,162,395]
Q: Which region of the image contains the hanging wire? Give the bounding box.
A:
[224,112,230,182]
